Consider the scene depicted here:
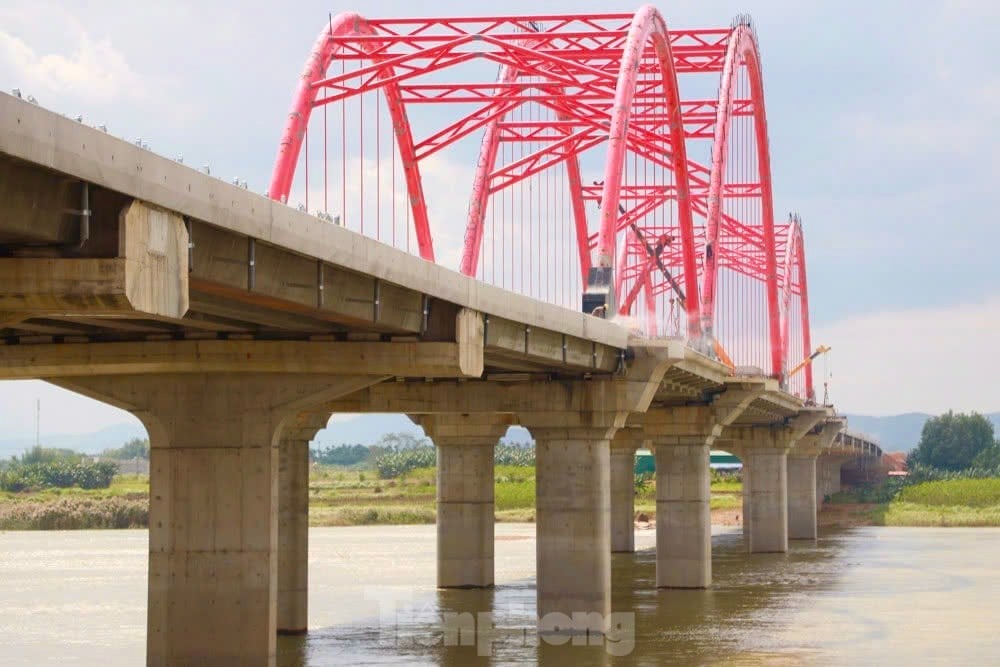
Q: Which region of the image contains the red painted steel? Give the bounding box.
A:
[778,215,814,400]
[269,13,435,260]
[270,9,817,397]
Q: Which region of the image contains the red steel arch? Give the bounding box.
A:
[459,36,592,283]
[779,215,814,400]
[699,21,781,376]
[454,6,701,337]
[269,12,436,261]
[594,6,700,341]
[268,11,819,397]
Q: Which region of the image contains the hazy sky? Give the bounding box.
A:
[0,0,998,438]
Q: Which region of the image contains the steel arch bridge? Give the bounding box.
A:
[268,7,816,402]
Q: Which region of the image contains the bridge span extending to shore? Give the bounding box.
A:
[0,9,881,665]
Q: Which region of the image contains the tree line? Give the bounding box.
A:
[907,411,1000,471]
[311,432,533,469]
[0,446,118,492]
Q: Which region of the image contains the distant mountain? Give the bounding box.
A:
[844,412,1000,452]
[0,422,147,460]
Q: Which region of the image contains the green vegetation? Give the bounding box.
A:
[1,457,745,530]
[374,447,437,478]
[494,465,535,512]
[896,478,1000,508]
[877,476,1000,527]
[0,445,118,492]
[373,444,536,479]
[0,474,148,502]
[310,444,371,467]
[974,443,1000,469]
[16,445,85,465]
[908,411,997,471]
[878,502,1000,527]
[634,470,741,516]
[831,468,1000,527]
[830,412,1000,528]
[100,437,150,460]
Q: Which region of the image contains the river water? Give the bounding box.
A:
[1,525,998,666]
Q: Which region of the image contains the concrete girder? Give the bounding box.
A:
[795,418,845,457]
[0,339,484,380]
[0,94,628,354]
[0,200,188,319]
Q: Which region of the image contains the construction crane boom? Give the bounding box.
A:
[787,345,831,379]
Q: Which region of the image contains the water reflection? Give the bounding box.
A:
[286,529,855,666]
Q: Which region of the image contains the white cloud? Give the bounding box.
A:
[814,298,1000,416]
[0,30,143,103]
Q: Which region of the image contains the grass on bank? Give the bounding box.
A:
[832,477,1000,527]
[0,465,743,529]
[876,478,1000,527]
[0,474,148,502]
[635,474,741,515]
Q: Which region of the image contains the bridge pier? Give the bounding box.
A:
[746,447,789,553]
[643,391,759,588]
[741,457,752,540]
[736,410,827,554]
[792,421,842,532]
[334,350,670,634]
[610,433,642,553]
[276,410,330,635]
[55,374,373,667]
[277,437,311,634]
[532,428,614,634]
[787,454,818,540]
[818,457,844,500]
[654,441,711,588]
[420,414,510,589]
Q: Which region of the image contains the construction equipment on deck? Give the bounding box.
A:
[788,345,831,379]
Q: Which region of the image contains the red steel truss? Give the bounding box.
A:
[269,9,818,401]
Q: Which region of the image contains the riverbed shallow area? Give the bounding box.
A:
[1,524,997,665]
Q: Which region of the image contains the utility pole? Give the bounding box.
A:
[35,399,40,448]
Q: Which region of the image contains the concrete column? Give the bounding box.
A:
[420,414,510,589]
[787,454,818,540]
[746,448,788,553]
[277,438,310,633]
[818,458,842,499]
[816,461,825,510]
[57,374,376,667]
[145,390,282,665]
[610,446,638,553]
[436,442,495,588]
[828,460,843,494]
[655,442,711,588]
[534,433,612,634]
[740,454,751,541]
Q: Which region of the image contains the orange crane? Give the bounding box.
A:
[787,345,831,379]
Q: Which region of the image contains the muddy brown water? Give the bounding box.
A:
[1,524,998,665]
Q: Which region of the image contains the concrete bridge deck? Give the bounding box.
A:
[0,91,881,665]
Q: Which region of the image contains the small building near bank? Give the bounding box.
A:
[634,449,742,474]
